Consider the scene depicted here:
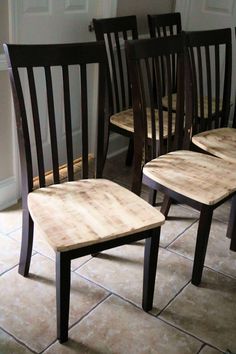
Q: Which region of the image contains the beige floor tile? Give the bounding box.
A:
[77,244,192,314]
[0,201,22,234]
[213,199,231,224]
[199,346,222,354]
[10,227,92,271]
[0,233,21,274]
[0,328,33,354]
[45,295,202,354]
[168,219,236,279]
[0,253,109,353]
[158,204,198,247]
[160,269,236,352]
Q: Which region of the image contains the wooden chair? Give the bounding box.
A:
[126,34,236,287]
[148,12,182,110]
[4,41,165,343]
[186,28,232,134]
[93,15,138,166]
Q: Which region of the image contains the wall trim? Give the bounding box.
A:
[0,54,7,71]
[0,176,18,210]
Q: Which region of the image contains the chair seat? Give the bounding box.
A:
[192,127,236,164]
[110,108,175,138]
[162,93,223,117]
[28,179,165,252]
[143,150,236,205]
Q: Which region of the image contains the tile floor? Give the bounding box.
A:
[0,152,236,354]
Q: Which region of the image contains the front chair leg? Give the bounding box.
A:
[142,227,161,311]
[160,195,172,217]
[226,194,236,251]
[19,209,34,277]
[192,205,213,286]
[56,252,71,343]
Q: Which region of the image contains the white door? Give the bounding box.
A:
[175,0,236,124]
[9,0,117,184]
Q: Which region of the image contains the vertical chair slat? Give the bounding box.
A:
[165,54,173,152]
[214,44,220,128]
[80,64,89,179]
[189,47,199,132]
[145,58,156,159]
[107,32,120,111]
[12,68,34,192]
[114,32,126,108]
[196,47,204,124]
[44,66,60,184]
[154,57,164,155]
[62,65,74,181]
[27,67,45,187]
[205,45,212,129]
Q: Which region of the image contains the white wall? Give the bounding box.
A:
[117,0,175,33]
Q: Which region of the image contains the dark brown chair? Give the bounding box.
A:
[4,41,165,343]
[186,28,232,134]
[93,15,138,166]
[126,34,236,287]
[148,13,182,108]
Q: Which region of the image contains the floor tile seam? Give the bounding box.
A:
[156,317,224,352]
[165,248,236,281]
[0,325,37,354]
[40,293,113,353]
[198,344,224,354]
[162,218,199,249]
[71,256,93,272]
[156,279,191,317]
[73,271,167,321]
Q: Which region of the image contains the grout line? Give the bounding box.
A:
[0,326,37,353]
[163,218,199,249]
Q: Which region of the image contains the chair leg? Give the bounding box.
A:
[227,195,236,251]
[56,252,71,343]
[149,189,157,206]
[18,209,34,277]
[192,205,213,286]
[142,227,161,312]
[125,137,134,166]
[160,195,172,217]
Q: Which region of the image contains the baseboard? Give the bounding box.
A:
[107,133,129,158]
[0,176,18,210]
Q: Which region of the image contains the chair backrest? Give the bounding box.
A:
[126,34,191,164]
[147,13,182,96]
[186,28,232,133]
[4,42,108,197]
[93,15,138,114]
[148,12,182,38]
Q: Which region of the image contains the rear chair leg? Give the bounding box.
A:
[160,195,172,217]
[226,194,236,251]
[18,209,34,277]
[192,205,213,286]
[142,228,161,311]
[56,252,71,343]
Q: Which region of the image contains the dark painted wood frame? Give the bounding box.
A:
[4,41,162,343]
[126,34,236,290]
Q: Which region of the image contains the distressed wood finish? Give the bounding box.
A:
[143,150,236,205]
[192,128,236,164]
[28,179,165,252]
[111,108,175,139]
[126,35,236,289]
[5,41,165,344]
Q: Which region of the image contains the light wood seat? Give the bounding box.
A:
[143,150,236,206]
[162,93,223,118]
[192,128,236,164]
[111,108,176,139]
[28,179,165,252]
